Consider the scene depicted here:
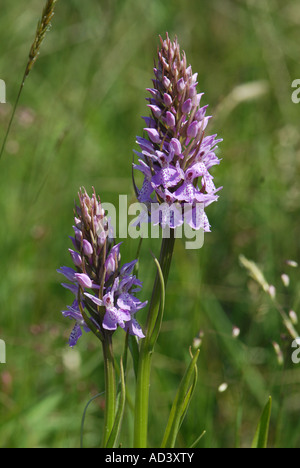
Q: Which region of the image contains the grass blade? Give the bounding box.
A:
[128,334,140,380]
[251,396,272,448]
[161,348,200,448]
[80,392,105,449]
[148,253,166,349]
[189,430,206,448]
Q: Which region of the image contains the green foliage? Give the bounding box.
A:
[252,396,272,449]
[161,348,200,448]
[0,0,300,448]
[105,358,126,448]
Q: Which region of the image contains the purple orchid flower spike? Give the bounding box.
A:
[58,187,147,346]
[133,33,222,232]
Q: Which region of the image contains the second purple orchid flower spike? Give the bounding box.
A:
[58,187,147,347]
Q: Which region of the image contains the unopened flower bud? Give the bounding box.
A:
[165,111,176,127]
[187,121,199,138]
[144,128,161,143]
[177,77,185,93]
[163,93,172,106]
[195,105,209,121]
[182,98,193,115]
[83,239,93,257]
[147,104,162,119]
[169,138,182,155]
[69,249,82,267]
[162,76,170,89]
[75,273,93,289]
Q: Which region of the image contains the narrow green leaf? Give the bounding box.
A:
[128,334,140,380]
[105,358,126,448]
[251,396,272,448]
[132,159,140,201]
[161,348,200,448]
[178,356,198,429]
[189,430,206,448]
[148,254,165,350]
[80,392,105,449]
[134,236,144,279]
[121,332,129,379]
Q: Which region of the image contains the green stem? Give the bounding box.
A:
[101,334,116,447]
[133,346,152,448]
[134,229,176,448]
[0,78,25,162]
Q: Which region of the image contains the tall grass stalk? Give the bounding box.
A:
[0,0,58,161]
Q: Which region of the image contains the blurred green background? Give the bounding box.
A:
[0,0,300,448]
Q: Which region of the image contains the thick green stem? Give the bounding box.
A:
[101,334,116,447]
[134,230,176,448]
[133,344,152,448]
